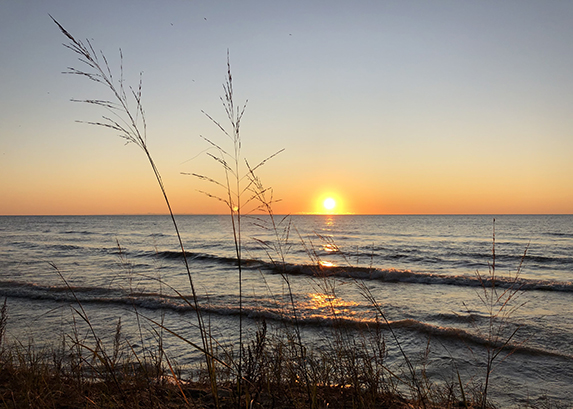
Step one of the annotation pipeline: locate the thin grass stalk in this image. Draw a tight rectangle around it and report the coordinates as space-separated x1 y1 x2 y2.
482 219 496 408
0 297 7 352
196 59 297 405
195 54 248 403
479 219 528 409
50 263 127 402
246 174 314 406
118 239 161 396
52 17 218 406
355 278 427 407
225 57 245 399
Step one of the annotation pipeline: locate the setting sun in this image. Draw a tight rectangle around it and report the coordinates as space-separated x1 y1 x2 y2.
323 197 336 211
313 194 350 215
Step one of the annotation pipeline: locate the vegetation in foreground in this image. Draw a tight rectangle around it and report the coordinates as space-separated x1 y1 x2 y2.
0 296 491 409
0 303 560 408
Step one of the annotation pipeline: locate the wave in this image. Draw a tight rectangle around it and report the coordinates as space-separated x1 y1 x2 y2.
49 244 83 251
542 232 573 239
369 248 572 268
0 280 125 300
333 267 573 292
147 250 573 292
62 230 96 235
3 279 569 361
258 260 573 293
385 319 572 360
196 309 573 360
153 250 264 267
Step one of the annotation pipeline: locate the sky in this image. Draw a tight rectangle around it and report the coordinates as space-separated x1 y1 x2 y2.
1 0 572 215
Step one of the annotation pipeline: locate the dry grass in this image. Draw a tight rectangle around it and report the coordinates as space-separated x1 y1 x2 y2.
0 292 497 409
0 322 481 409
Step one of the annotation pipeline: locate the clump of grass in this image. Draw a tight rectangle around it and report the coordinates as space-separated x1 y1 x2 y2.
0 302 186 408
463 219 528 409
0 290 514 408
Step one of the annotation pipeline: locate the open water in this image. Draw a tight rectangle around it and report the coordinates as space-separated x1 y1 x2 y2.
0 214 571 407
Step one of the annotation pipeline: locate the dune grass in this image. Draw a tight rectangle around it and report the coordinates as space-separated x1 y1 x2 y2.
0 297 485 409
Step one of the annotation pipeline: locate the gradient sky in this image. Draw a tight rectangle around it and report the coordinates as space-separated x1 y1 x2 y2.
1 1 572 215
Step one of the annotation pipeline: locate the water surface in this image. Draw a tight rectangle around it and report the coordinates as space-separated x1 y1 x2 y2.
1 214 571 407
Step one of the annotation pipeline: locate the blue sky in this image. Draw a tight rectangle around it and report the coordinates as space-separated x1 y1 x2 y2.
1 1 572 214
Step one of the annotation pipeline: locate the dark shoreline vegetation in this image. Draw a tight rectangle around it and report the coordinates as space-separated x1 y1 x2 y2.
0 19 565 409
1 291 555 409
0 298 461 409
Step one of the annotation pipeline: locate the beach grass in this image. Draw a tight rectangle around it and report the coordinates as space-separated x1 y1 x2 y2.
0 301 492 409
3 298 557 408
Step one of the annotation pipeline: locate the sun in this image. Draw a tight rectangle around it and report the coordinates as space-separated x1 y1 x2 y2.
323 197 336 212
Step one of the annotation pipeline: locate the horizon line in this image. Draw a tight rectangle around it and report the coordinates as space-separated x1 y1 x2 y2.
1 213 572 217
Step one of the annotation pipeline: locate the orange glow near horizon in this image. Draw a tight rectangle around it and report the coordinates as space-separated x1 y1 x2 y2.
2 172 573 216
3 183 573 215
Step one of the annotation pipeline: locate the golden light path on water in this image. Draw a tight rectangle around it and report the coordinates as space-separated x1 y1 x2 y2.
322 243 338 253
305 293 359 320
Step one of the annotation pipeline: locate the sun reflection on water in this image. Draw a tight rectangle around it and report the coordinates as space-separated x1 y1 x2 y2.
318 260 336 267
305 292 359 318
322 243 339 253
321 215 335 232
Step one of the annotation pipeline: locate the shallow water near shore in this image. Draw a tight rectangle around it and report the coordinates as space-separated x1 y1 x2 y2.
1 214 572 407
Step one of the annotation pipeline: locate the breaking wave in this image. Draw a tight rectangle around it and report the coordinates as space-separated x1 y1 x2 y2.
151 250 573 292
